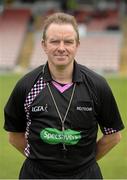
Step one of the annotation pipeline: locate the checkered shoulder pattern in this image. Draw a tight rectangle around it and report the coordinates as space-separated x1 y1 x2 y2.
103 127 117 135
24 76 47 157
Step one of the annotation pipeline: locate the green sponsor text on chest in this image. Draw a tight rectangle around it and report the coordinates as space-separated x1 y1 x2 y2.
40 128 81 145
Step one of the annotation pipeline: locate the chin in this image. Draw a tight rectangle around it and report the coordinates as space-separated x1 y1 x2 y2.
56 57 67 62
50 57 73 67
55 59 68 65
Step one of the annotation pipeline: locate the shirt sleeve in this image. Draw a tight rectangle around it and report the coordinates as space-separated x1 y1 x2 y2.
4 79 27 132
96 79 124 135
4 66 43 132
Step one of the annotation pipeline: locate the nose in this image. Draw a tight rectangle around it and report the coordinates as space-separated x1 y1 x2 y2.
58 41 65 52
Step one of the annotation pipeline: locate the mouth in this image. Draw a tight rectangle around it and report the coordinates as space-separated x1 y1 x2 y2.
55 56 67 61
55 54 68 59
55 55 67 57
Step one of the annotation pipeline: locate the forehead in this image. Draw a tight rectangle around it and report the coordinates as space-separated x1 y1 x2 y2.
45 23 77 39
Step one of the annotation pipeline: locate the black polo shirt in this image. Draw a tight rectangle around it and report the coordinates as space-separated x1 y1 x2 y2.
4 61 124 175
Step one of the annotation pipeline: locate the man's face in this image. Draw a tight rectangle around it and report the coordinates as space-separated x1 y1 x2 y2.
42 23 80 68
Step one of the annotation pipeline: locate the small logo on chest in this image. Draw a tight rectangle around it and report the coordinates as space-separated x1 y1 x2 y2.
32 104 48 112
76 106 92 111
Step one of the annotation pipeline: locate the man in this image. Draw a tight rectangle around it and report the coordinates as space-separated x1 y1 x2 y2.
4 12 124 179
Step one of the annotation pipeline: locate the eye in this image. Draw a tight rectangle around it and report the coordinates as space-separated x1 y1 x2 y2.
50 40 60 44
64 40 74 45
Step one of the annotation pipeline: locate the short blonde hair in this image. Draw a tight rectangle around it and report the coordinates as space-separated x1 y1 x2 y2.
42 12 79 43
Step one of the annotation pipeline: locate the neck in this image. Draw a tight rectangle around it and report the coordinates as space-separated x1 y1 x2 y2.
48 63 74 84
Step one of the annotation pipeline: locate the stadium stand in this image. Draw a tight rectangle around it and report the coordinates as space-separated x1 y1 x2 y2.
0 8 31 70
29 31 122 73
30 32 47 69
76 9 120 32
119 17 127 75
28 6 122 73
1 0 126 75
75 32 122 72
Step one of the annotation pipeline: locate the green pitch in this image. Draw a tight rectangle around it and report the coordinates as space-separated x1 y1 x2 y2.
0 73 127 179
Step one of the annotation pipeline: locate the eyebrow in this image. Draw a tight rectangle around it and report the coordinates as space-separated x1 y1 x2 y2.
49 37 76 41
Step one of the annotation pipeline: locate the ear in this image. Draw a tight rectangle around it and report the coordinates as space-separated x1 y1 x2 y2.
41 40 47 54
76 40 80 47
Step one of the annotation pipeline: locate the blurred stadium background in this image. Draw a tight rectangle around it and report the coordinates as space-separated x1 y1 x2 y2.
0 0 127 179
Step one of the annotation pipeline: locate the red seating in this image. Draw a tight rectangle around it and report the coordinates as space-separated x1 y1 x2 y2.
75 33 122 72
0 8 31 70
30 32 47 69
29 32 122 73
79 9 120 32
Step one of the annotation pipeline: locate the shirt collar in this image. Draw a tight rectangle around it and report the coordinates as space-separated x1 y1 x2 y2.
43 61 83 83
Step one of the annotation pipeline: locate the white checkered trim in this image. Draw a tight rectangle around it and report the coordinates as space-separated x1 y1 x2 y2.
104 127 117 135
24 77 46 113
24 77 46 157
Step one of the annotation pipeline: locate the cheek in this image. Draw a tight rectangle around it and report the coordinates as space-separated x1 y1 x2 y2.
44 47 54 55
69 47 78 55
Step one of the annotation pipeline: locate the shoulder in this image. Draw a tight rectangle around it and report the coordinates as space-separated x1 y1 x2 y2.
10 65 44 100
78 64 108 87
19 65 43 85
77 63 112 100
15 65 43 93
